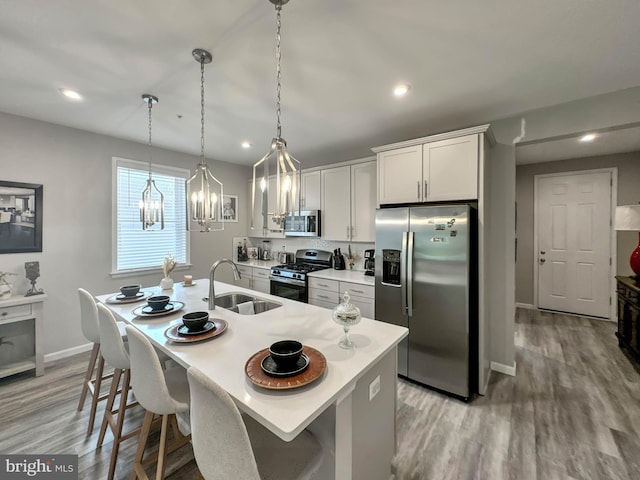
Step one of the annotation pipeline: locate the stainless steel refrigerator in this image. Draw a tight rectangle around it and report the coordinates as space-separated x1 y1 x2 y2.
375 204 477 399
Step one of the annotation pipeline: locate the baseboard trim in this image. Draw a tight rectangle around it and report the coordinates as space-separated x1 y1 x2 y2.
515 302 536 310
491 361 517 377
44 343 93 364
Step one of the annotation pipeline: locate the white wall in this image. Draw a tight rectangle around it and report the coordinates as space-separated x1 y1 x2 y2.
0 112 250 356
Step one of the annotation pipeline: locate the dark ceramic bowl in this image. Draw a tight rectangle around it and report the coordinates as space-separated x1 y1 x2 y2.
269 340 303 367
120 284 141 297
182 311 209 331
147 295 170 311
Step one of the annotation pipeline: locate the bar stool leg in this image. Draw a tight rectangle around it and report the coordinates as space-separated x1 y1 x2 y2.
131 410 154 480
78 343 99 411
107 369 131 480
97 368 122 448
87 354 106 435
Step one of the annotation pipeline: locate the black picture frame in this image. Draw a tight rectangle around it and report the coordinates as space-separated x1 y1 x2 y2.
0 180 43 254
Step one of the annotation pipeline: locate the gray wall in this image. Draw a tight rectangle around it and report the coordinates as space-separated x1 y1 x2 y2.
0 112 251 356
515 151 640 305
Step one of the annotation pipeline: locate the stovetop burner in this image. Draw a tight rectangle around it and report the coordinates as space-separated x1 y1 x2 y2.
273 263 326 274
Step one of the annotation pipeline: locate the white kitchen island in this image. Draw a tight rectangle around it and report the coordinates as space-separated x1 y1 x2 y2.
97 280 407 480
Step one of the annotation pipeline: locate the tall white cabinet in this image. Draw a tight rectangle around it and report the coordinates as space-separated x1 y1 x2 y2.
373 124 516 396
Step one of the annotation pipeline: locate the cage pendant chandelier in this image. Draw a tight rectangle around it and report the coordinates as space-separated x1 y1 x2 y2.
251 0 301 235
187 48 224 233
140 94 165 230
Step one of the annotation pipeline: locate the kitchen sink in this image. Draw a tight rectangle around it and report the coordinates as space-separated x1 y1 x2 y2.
212 292 282 315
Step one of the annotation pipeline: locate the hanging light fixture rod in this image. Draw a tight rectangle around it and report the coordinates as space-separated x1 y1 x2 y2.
187 48 224 233
139 93 165 230
251 0 301 235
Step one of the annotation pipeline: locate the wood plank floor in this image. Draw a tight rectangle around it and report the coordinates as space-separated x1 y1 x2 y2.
393 308 640 480
1 308 639 479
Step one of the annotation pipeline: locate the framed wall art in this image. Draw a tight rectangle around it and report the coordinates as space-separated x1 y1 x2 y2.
221 194 238 223
0 180 43 254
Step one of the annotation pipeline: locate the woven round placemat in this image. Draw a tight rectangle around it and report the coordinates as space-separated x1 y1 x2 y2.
245 345 326 390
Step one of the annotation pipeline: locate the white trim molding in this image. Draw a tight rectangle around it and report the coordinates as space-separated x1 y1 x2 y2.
44 343 93 364
491 361 517 377
371 124 494 153
515 302 536 310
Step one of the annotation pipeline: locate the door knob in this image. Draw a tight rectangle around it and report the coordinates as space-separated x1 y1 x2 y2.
540 250 546 255
539 258 546 264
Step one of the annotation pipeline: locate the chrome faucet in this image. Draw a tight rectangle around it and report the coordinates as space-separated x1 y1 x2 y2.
208 259 242 310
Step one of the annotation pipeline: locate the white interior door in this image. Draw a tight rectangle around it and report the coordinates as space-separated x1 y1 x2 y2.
536 171 612 318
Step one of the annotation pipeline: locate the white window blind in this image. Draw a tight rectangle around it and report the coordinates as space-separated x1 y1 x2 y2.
113 157 189 273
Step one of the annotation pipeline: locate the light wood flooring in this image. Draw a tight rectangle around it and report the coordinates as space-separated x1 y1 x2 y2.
1 308 639 479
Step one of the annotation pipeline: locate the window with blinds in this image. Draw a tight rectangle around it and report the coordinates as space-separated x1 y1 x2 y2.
113 157 189 274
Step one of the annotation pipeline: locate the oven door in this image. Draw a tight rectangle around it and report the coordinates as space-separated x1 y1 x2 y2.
270 277 307 303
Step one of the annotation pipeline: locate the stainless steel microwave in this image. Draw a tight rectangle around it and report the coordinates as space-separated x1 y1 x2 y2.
284 210 321 237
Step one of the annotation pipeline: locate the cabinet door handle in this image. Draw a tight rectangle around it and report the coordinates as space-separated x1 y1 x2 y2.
424 180 428 198
417 181 421 200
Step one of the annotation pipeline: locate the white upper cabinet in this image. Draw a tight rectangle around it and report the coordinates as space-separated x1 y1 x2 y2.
376 133 479 205
423 134 478 201
321 166 351 241
350 161 376 242
321 161 377 242
378 145 423 205
301 170 321 211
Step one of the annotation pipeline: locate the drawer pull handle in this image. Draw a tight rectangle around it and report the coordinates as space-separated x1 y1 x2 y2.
351 289 364 293
319 284 329 287
1 312 7 316
319 295 330 299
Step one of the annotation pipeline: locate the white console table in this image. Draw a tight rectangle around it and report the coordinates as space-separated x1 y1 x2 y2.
0 294 47 378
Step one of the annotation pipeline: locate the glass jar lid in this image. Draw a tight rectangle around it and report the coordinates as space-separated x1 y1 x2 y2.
332 291 361 325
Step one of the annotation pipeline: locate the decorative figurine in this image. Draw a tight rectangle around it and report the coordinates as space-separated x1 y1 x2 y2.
24 261 44 296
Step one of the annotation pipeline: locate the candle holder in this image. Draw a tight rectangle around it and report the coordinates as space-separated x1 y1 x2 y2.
24 261 44 296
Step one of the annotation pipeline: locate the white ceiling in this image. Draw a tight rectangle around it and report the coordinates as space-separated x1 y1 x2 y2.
1 0 639 166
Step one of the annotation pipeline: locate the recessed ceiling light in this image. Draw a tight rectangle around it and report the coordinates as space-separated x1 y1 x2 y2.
59 88 82 100
393 84 411 97
241 141 251 149
579 133 596 142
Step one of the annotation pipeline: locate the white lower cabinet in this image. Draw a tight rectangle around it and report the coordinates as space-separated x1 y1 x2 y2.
234 265 253 289
232 265 271 294
252 268 271 294
340 281 374 319
308 277 374 318
308 278 339 307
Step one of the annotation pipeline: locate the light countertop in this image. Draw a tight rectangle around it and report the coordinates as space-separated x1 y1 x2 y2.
308 268 375 286
234 259 279 270
97 280 405 442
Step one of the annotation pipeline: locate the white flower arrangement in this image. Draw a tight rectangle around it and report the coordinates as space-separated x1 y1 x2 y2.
0 271 16 286
162 254 177 277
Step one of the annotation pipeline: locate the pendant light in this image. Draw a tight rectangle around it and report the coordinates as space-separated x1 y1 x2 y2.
251 0 301 235
187 48 224 232
140 94 165 230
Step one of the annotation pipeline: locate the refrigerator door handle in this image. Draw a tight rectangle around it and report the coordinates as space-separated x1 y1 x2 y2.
401 231 408 315
407 231 414 317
